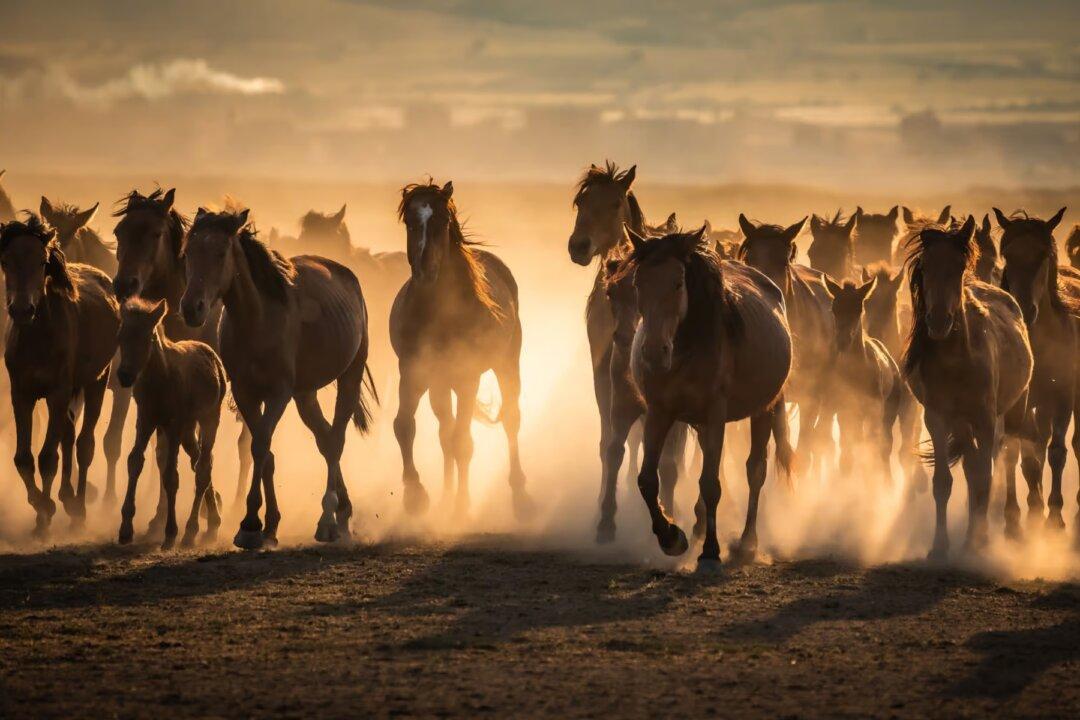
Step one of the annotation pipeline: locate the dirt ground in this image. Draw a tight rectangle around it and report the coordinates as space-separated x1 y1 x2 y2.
1 536 1077 719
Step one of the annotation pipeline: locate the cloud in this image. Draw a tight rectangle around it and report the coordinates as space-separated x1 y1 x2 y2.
48 58 285 106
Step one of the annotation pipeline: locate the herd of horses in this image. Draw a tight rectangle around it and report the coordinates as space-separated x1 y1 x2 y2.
1 164 1079 563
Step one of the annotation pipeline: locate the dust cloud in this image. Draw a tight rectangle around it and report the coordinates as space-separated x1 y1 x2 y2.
0 172 1077 582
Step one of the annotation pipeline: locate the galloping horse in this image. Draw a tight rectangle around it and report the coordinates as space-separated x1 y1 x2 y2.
622 228 792 562
566 162 688 541
808 210 857 280
181 207 376 549
854 206 900 268
972 215 1001 284
1 214 119 534
390 180 530 518
902 216 1032 558
994 207 1079 535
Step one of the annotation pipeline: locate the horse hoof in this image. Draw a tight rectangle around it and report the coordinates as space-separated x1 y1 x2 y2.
118 526 134 545
314 519 339 544
160 536 176 551
512 490 536 522
658 524 689 557
180 533 197 549
595 522 616 545
730 540 757 565
234 529 264 550
31 523 50 541
403 483 430 516
201 528 219 546
696 556 723 574
261 533 279 549
1004 522 1023 543
927 545 949 563
1046 513 1066 532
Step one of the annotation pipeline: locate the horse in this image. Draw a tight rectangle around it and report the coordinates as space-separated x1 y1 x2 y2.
622 228 792 563
112 187 249 516
861 263 927 492
808 210 857 280
1065 224 1080 270
1 214 119 535
0 170 15 223
902 216 1033 558
180 207 376 549
39 197 118 276
853 206 900 268
823 276 904 481
566 161 688 541
116 298 226 549
993 207 1080 535
390 180 531 518
973 214 1002 284
738 214 834 476
646 212 679 236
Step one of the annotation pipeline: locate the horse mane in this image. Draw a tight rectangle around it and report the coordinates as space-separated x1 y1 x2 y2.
398 181 502 318
619 232 743 354
0 212 77 300
573 161 646 233
113 188 189 258
189 209 296 304
999 211 1079 316
901 226 980 376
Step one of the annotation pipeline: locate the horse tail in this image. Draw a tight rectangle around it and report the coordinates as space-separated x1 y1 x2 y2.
351 364 380 434
918 428 968 468
474 394 501 426
770 398 797 489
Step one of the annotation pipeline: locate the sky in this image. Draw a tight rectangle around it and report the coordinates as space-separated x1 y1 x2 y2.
0 0 1077 186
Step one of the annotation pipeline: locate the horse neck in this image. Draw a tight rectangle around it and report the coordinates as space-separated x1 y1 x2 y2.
141 329 171 384
146 237 187 306
221 245 270 330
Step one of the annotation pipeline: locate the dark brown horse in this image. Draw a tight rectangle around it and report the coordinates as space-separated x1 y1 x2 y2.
567 162 688 541
1 214 119 534
902 217 1033 558
853 206 900 267
390 181 530 518
808 210 857 280
116 298 226 549
181 207 376 549
973 214 1001 284
823 277 904 480
0 170 15 223
39 197 118 276
624 229 792 562
1065 224 1080 270
993 207 1079 535
738 214 834 474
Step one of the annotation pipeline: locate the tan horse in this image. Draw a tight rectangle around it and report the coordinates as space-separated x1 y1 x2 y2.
1 214 119 535
808 210 857 281
623 228 792 562
903 217 1033 558
181 207 376 549
116 298 226 549
390 180 530 518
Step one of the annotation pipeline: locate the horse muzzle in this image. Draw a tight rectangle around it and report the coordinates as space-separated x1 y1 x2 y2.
181 298 209 327
925 312 955 340
112 275 141 302
7 302 35 325
117 368 137 388
568 237 593 266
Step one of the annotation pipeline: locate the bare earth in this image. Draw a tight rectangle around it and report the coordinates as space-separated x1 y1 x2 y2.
0 536 1077 719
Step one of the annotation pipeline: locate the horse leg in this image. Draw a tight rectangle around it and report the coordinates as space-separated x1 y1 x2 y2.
836 408 855 478
1073 387 1080 540
429 384 456 504
328 354 366 539
11 395 52 535
924 409 954 560
624 420 643 486
393 366 429 515
598 386 642 544
197 416 222 544
1000 437 1023 541
1019 407 1051 529
1044 397 1072 531
158 432 181 550
101 377 132 508
56 398 76 516
234 421 252 511
899 388 928 494
736 409 772 562
659 423 687 521
118 418 154 545
696 408 726 566
961 417 995 553
494 358 532 519
253 393 290 548
180 424 206 547
450 375 480 518
637 407 686 556
72 374 108 524
45 391 74 522
230 387 284 550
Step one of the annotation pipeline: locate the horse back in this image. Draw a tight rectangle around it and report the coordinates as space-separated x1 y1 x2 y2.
289 255 366 391
69 263 120 383
967 281 1033 414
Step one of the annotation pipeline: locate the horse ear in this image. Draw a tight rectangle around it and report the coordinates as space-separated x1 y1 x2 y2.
902 206 915 225
703 219 712 236
617 165 637 192
738 213 757 238
195 207 209 221
590 163 600 171
1046 207 1067 232
161 188 176 212
75 202 99 229
40 196 56 223
0 169 5 180
237 208 250 228
861 267 871 282
855 206 864 219
665 212 676 229
783 216 808 243
887 205 899 221
625 224 647 254
333 204 347 225
956 215 976 243
858 275 878 302
824 276 842 298
981 214 991 235
993 207 1010 229
937 205 952 225
843 212 857 235
441 181 454 198
810 214 823 233
150 299 168 324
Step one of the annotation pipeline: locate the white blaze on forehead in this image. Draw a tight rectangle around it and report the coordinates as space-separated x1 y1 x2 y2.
411 200 433 254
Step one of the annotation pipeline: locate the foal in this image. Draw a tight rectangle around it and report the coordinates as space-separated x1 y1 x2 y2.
1 214 119 533
117 299 226 549
903 217 1033 558
824 277 903 480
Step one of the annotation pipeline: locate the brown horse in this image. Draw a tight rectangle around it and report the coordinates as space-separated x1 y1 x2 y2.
973 214 1001 284
39 197 118 276
180 207 376 549
623 229 792 562
1066 224 1080 270
391 180 530 518
1 214 119 534
853 206 900 268
116 298 226 549
0 170 15 223
567 162 688 541
993 207 1079 535
902 216 1033 558
823 277 904 480
808 210 857 280
738 214 834 474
